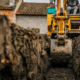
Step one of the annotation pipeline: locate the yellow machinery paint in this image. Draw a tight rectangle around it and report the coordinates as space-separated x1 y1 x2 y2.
47 0 80 63
47 0 80 36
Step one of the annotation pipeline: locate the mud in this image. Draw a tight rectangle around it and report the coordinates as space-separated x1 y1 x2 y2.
72 36 80 80
0 15 80 80
46 68 75 80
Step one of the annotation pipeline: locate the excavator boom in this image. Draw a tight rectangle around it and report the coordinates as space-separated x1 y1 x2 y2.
47 0 80 63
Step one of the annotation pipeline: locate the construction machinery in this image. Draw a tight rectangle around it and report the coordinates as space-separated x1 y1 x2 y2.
47 0 80 64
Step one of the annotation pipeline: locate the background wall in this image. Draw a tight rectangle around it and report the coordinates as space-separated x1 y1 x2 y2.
16 15 47 34
0 10 15 23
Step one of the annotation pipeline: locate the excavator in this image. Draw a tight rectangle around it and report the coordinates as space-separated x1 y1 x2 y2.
47 0 80 64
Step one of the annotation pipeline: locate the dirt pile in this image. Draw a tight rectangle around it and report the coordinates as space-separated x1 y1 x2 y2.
0 15 23 80
10 23 51 80
0 15 50 80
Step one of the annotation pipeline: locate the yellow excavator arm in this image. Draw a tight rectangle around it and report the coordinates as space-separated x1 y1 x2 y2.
47 0 71 35
47 0 80 63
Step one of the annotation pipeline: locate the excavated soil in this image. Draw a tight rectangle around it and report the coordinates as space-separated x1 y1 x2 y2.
0 15 80 80
72 36 80 80
46 68 75 80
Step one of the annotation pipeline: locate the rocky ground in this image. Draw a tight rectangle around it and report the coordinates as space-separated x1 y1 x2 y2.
0 15 80 80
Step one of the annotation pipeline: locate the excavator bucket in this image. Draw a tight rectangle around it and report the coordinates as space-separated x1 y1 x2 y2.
50 39 72 63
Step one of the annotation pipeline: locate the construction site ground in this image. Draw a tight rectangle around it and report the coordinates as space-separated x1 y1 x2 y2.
0 15 80 80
